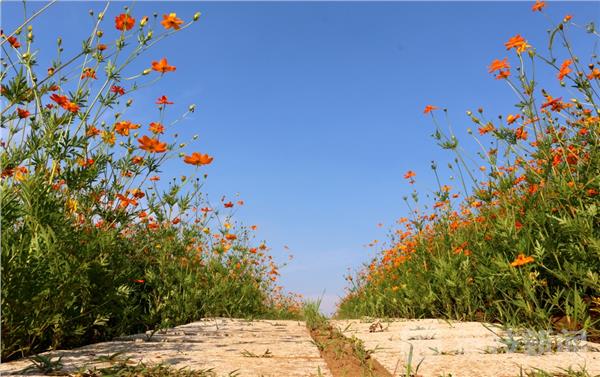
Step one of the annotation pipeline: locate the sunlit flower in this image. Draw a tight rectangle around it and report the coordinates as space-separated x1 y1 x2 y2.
115 13 135 31
532 0 546 12
557 59 572 81
149 122 165 134
115 121 140 136
588 68 600 80
224 201 234 208
161 13 184 30
81 67 97 80
183 152 214 166
111 85 125 96
138 135 167 153
423 105 438 114
504 34 530 54
510 253 534 267
488 58 510 73
156 95 174 105
506 114 521 125
151 58 176 74
404 170 416 179
102 131 116 146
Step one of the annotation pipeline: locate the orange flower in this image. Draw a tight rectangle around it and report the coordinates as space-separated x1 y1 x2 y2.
151 58 176 74
531 0 545 12
504 34 530 54
506 114 521 125
81 68 97 80
515 126 528 140
149 122 165 134
495 70 510 80
403 170 416 179
6 35 21 49
138 135 167 153
557 59 572 81
423 105 438 114
63 101 80 113
161 13 184 30
115 121 140 136
563 15 572 23
510 253 534 267
86 126 101 137
488 58 510 73
149 175 161 181
115 13 135 31
131 156 144 164
224 201 234 208
478 123 495 135
587 68 600 80
183 152 214 166
97 44 107 51
50 93 69 106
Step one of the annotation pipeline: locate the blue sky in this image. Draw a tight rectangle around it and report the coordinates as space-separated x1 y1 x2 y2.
3 1 599 314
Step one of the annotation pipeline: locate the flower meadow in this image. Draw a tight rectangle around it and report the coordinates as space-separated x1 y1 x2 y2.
339 3 600 340
0 4 301 361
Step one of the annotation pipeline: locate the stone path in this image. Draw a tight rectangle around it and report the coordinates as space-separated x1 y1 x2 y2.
332 319 600 377
2 318 600 377
0 318 331 377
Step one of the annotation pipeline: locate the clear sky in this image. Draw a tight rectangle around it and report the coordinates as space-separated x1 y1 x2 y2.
3 1 599 314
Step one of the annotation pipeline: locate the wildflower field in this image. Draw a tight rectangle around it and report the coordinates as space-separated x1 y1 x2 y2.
1 4 300 361
339 2 600 341
2 0 600 372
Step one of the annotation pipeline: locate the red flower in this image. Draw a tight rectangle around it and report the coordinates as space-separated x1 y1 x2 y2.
224 201 234 208
156 95 174 105
17 108 30 119
403 170 416 179
111 85 125 96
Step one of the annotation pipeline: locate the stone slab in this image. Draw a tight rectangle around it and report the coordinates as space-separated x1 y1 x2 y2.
332 318 600 377
0 318 331 377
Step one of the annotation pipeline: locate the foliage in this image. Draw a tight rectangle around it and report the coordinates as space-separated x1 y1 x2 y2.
1 3 300 361
339 4 600 340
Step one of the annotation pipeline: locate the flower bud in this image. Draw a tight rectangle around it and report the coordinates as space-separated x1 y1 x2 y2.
528 49 535 59
189 104 196 112
98 12 104 20
193 135 199 140
57 37 62 46
179 152 185 157
179 143 186 148
119 141 125 146
140 16 149 26
27 32 33 41
27 25 33 32
193 12 201 21
466 110 472 116
126 99 133 107
97 30 103 38
89 9 94 16
142 68 151 75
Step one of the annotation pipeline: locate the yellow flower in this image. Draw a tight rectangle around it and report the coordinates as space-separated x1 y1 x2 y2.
102 130 116 146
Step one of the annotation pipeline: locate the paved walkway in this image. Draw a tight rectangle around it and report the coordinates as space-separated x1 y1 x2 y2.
0 318 331 377
332 318 600 377
2 318 600 376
